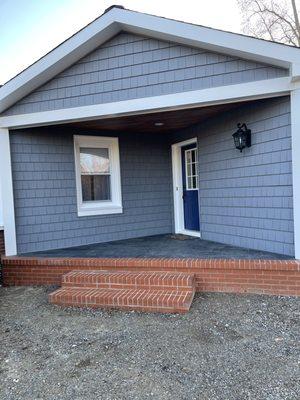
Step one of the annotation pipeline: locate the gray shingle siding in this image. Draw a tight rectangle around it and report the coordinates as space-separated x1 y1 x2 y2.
172 96 294 256
3 32 288 116
10 130 173 253
10 97 294 256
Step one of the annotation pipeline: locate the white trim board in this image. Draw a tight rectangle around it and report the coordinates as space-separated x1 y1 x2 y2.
291 89 300 259
1 6 300 114
0 77 293 129
0 128 17 256
119 9 300 68
0 167 3 227
171 137 201 238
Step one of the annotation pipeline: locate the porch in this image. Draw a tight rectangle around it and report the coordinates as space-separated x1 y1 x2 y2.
22 234 292 260
2 233 298 299
6 95 295 259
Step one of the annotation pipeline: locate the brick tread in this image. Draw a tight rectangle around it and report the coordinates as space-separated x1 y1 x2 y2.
62 270 195 291
49 287 194 313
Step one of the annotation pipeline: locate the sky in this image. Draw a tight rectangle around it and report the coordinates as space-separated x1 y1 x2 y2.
0 0 242 85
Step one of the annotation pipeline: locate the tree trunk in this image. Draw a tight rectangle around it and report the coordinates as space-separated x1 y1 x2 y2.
291 0 300 46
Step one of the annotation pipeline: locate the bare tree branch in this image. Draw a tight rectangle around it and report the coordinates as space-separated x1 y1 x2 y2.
237 0 300 46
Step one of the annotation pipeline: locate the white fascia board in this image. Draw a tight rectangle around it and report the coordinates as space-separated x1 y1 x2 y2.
1 7 300 115
0 10 122 113
116 9 300 69
0 77 292 129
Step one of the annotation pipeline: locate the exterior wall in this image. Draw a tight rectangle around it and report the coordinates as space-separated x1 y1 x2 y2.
3 32 288 116
173 96 294 256
8 96 294 256
10 128 173 254
0 230 5 254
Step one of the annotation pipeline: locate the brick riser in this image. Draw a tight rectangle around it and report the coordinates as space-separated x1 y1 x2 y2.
62 270 194 291
49 288 195 314
49 271 195 313
2 257 300 297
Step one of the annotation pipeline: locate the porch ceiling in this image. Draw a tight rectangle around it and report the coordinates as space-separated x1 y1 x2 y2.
66 102 244 133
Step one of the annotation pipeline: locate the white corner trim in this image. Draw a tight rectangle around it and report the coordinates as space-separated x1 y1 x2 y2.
291 63 300 82
172 137 200 237
0 128 17 256
0 163 3 228
291 89 300 259
0 77 293 129
73 135 123 217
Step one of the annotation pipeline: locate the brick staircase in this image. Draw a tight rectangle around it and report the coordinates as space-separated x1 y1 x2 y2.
49 270 196 313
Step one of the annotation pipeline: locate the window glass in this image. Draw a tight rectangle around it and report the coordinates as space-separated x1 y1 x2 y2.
185 148 199 190
80 148 109 174
80 147 111 202
81 175 110 201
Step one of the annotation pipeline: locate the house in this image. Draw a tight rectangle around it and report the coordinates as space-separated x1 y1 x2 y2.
0 6 299 308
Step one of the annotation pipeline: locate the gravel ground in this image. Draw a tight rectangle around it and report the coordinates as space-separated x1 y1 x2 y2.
0 286 299 400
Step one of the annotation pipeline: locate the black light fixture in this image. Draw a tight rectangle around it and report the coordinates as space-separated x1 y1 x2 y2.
232 123 251 152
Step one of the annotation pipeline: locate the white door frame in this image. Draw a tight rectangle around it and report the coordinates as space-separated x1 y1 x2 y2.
171 137 201 238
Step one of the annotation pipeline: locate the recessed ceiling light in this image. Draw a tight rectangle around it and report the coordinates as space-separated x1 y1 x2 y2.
154 122 164 126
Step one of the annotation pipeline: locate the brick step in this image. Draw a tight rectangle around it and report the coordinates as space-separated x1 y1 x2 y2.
49 287 195 314
62 270 195 291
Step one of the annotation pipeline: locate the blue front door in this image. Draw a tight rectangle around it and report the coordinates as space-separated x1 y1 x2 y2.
181 144 200 231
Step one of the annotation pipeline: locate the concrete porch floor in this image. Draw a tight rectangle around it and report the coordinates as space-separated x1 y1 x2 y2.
24 234 292 260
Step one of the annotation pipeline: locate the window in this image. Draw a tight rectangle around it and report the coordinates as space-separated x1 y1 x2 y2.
74 135 122 216
185 148 198 190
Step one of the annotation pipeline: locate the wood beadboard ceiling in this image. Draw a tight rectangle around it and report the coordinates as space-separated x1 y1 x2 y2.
67 102 248 133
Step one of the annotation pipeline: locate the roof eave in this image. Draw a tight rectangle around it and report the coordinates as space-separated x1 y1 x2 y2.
0 11 121 113
1 6 299 114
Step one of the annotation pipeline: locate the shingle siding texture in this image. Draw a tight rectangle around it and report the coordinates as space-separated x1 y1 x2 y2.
3 32 288 116
9 98 294 256
174 96 294 256
10 130 173 253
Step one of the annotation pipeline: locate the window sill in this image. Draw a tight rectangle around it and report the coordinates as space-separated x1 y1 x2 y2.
77 205 123 217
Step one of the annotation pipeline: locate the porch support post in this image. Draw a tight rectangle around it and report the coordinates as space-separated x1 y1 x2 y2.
0 128 17 256
291 88 300 259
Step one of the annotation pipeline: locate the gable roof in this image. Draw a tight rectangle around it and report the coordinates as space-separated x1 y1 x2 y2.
0 5 300 114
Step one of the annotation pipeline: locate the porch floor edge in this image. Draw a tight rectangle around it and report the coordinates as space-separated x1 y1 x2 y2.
2 256 300 297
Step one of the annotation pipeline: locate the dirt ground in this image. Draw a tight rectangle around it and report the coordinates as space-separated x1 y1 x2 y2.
0 286 299 400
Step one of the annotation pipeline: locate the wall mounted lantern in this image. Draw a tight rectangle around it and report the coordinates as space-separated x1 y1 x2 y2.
232 123 251 153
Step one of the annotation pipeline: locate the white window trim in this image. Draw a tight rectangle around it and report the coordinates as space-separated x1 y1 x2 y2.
74 135 122 217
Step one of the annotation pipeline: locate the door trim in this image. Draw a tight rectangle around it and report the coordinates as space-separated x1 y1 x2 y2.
171 137 201 238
